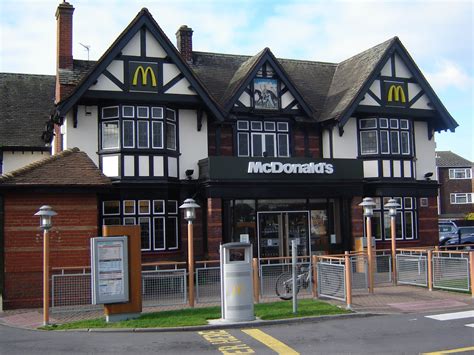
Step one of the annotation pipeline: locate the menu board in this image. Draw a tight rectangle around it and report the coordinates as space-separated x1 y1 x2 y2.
91 236 129 304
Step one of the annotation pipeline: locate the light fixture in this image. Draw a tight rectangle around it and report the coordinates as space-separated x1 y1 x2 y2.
185 169 194 180
180 198 200 221
358 197 376 217
424 172 433 181
34 205 57 230
384 198 400 217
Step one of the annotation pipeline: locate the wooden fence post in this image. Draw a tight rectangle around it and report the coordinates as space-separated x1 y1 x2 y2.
252 258 260 303
312 255 318 298
345 251 352 310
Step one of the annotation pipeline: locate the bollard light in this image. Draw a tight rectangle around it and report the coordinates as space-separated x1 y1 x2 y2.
34 205 57 326
358 197 376 217
180 198 200 308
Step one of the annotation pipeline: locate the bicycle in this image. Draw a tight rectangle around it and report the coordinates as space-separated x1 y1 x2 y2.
275 264 311 300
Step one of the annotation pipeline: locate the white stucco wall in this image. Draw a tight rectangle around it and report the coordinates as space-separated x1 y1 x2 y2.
322 129 331 158
178 109 208 180
146 29 167 58
414 121 436 180
121 31 141 56
332 117 358 159
64 105 99 166
2 151 50 174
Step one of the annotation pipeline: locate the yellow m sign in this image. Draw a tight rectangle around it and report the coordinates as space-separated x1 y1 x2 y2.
387 84 406 103
132 65 157 87
231 285 242 296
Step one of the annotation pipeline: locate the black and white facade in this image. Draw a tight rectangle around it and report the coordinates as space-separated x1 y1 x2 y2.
44 2 457 261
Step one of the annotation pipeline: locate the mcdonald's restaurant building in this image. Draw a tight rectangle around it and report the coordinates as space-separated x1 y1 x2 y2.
0 1 458 308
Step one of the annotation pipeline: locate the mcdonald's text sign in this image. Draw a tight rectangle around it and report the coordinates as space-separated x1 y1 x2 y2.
129 61 159 92
383 80 408 107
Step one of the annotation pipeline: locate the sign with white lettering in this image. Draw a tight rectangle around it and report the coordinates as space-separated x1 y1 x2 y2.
201 157 363 181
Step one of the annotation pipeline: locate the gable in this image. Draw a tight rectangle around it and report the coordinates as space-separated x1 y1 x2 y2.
55 9 223 121
224 50 312 118
358 53 433 110
87 28 195 96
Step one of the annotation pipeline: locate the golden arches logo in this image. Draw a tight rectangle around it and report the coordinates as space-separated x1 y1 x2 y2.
387 84 406 103
231 285 242 296
132 65 157 87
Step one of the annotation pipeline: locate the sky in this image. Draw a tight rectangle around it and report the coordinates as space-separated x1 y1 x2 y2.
1 0 473 161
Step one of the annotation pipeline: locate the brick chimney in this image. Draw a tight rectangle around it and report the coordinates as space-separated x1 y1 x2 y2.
56 1 74 70
54 1 75 154
176 25 193 63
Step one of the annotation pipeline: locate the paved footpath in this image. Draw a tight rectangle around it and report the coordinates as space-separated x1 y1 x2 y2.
1 285 472 330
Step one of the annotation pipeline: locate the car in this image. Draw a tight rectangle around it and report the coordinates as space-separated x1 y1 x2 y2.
438 221 458 240
444 233 474 250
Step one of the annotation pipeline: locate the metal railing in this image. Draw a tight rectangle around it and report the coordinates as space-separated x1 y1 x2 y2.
350 254 368 291
375 250 392 285
51 267 100 313
317 256 346 301
141 262 187 307
195 260 221 303
432 251 470 292
396 249 428 286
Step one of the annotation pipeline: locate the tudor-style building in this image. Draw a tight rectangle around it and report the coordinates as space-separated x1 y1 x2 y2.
44 1 457 262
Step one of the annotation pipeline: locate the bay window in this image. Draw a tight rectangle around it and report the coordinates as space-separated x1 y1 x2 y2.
359 118 412 156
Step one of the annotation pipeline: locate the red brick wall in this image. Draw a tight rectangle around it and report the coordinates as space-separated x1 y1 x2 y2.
207 198 223 259
351 196 439 250
293 124 320 158
3 192 99 309
207 124 233 157
438 167 474 216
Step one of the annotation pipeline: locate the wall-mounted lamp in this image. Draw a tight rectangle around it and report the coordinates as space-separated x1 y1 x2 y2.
424 172 433 181
185 169 194 181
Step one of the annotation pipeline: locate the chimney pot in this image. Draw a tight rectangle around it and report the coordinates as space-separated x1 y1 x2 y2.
176 25 193 63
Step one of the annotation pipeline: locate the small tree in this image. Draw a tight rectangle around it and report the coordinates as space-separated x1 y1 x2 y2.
465 212 474 220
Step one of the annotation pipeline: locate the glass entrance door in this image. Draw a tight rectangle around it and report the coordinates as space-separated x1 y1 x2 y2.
258 211 309 258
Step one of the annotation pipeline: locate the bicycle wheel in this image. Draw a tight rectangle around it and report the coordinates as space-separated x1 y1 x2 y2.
275 271 300 300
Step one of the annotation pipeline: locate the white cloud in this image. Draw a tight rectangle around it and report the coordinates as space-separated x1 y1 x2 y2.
425 60 473 91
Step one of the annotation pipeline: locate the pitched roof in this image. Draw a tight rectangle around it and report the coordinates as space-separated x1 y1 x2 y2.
0 73 55 149
56 8 224 121
320 37 395 122
0 148 111 186
436 151 473 168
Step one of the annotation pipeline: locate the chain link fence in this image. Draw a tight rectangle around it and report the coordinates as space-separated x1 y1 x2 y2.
375 251 392 285
142 268 187 307
433 251 470 292
396 250 428 286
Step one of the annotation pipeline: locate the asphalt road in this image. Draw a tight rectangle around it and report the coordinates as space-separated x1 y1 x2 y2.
0 311 473 354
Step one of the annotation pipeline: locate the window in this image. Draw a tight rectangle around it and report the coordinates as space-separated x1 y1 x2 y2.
369 196 417 241
102 199 180 251
359 118 411 156
449 168 472 179
450 193 473 204
237 120 289 157
101 121 119 149
100 104 177 152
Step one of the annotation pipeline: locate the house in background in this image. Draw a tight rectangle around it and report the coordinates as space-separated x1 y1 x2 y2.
0 1 459 309
436 151 473 221
0 73 54 174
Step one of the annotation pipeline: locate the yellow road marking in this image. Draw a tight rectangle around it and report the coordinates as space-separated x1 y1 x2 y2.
422 345 474 354
242 328 299 355
198 330 255 354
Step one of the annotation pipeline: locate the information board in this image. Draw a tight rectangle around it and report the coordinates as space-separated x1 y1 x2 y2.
91 236 129 304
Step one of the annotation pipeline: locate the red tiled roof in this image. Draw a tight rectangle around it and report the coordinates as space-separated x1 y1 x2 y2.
0 148 111 186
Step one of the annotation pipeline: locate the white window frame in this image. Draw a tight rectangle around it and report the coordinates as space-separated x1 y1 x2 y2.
138 200 151 214
166 122 177 151
102 106 119 119
449 168 472 179
123 200 136 215
139 217 151 251
167 216 179 250
122 120 135 148
152 121 164 149
360 130 378 155
153 216 166 251
450 193 473 204
101 121 120 149
137 120 150 149
237 132 250 157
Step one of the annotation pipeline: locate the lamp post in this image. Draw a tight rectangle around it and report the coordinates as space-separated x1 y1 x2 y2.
384 198 400 285
359 197 376 293
179 198 200 308
34 205 57 326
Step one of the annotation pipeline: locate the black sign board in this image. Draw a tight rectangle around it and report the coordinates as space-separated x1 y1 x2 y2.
129 61 159 93
202 157 363 181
